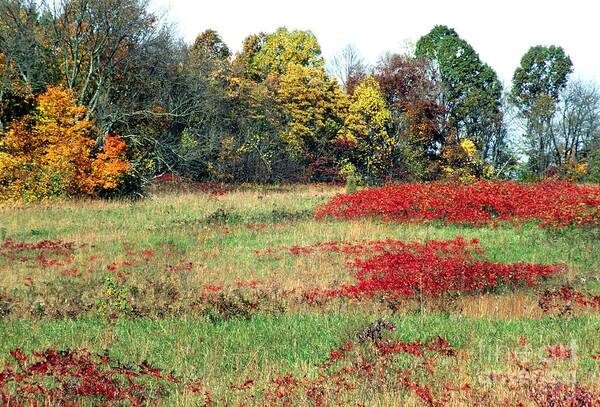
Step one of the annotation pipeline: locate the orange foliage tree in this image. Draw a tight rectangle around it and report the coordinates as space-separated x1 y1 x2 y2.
0 86 131 201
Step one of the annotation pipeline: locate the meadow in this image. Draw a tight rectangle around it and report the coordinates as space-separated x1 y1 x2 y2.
1 181 599 406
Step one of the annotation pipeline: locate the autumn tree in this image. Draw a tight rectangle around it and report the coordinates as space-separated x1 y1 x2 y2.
341 76 393 181
48 0 160 118
374 53 448 179
231 28 348 181
178 29 301 183
277 65 347 156
251 27 323 79
176 29 233 180
220 75 293 182
329 44 367 94
231 33 267 81
0 0 57 130
0 0 57 93
189 29 231 76
0 86 130 200
0 0 188 191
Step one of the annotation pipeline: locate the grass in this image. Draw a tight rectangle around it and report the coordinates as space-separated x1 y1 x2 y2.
3 315 600 373
1 184 599 405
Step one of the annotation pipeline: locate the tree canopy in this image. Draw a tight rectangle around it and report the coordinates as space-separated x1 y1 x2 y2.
0 5 598 201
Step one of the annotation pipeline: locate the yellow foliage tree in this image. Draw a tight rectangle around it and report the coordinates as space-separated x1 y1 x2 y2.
0 86 131 201
441 137 481 183
342 76 393 179
252 28 323 78
277 64 348 156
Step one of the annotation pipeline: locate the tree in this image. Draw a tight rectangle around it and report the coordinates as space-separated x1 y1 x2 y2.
176 29 233 181
251 27 323 78
276 63 348 179
0 0 57 93
0 86 130 200
49 0 159 117
552 80 600 177
189 29 231 76
512 46 573 112
415 25 504 166
224 75 293 182
232 28 347 181
231 32 267 81
342 76 394 180
0 0 57 130
374 53 448 180
329 44 367 94
0 0 188 189
511 45 573 176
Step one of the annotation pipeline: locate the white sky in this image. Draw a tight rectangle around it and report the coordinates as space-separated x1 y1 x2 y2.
152 0 600 87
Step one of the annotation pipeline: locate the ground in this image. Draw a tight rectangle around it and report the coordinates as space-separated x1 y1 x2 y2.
1 184 599 405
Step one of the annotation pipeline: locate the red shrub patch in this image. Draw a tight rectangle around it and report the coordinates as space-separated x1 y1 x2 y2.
481 339 600 407
255 325 458 406
0 239 80 268
539 285 600 314
314 180 600 227
273 238 562 299
0 348 178 406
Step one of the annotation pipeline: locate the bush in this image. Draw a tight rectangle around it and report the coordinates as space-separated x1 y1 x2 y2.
0 86 131 201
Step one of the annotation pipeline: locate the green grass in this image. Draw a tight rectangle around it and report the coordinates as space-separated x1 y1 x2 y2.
3 314 600 381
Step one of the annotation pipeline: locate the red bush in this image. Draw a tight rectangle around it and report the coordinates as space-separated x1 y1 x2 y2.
314 180 600 227
0 239 80 270
277 238 562 299
257 327 457 407
539 285 600 314
0 348 178 406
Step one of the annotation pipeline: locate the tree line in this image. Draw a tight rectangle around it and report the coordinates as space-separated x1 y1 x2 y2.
1 0 599 200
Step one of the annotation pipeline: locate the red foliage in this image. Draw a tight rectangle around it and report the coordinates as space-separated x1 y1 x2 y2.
0 239 79 270
256 329 458 406
1 239 78 258
3 336 598 406
546 343 572 360
274 238 562 299
314 180 600 227
0 348 178 406
539 285 600 313
484 340 600 407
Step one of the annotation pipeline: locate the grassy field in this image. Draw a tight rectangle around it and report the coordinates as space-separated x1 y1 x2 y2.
1 184 599 405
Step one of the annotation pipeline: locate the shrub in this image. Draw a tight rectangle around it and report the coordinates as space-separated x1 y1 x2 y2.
0 86 131 201
314 180 600 228
274 238 562 300
0 348 178 405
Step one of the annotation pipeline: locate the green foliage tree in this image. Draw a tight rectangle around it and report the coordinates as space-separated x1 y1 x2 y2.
511 45 573 176
415 25 504 167
512 46 573 112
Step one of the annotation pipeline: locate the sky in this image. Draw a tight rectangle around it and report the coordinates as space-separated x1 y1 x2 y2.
151 0 600 87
